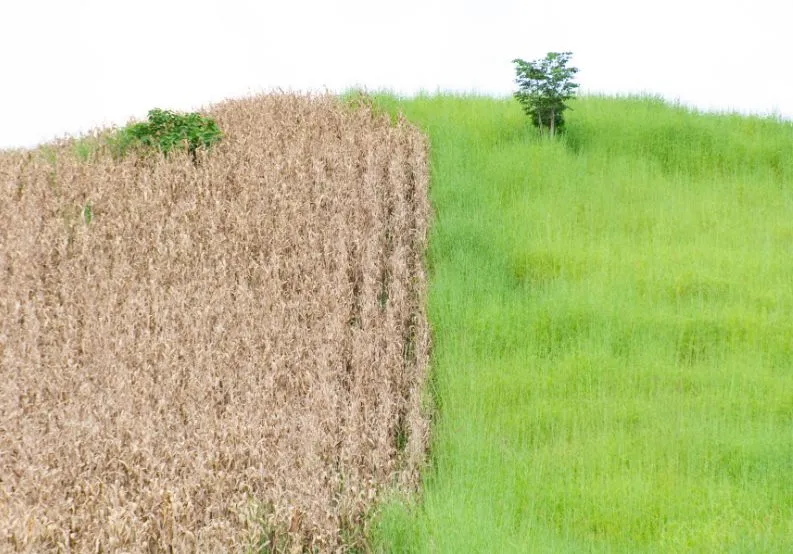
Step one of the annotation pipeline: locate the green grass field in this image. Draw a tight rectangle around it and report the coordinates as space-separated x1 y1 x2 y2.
368 94 793 552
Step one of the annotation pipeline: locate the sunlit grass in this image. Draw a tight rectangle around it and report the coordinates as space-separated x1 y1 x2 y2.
370 93 793 552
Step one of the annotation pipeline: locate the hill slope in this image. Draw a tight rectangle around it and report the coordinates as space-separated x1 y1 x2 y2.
372 94 793 553
0 94 430 552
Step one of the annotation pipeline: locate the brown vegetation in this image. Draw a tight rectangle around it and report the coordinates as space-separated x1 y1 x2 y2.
0 94 430 552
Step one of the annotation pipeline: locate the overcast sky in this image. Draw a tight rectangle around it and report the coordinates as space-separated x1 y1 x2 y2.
1 0 791 149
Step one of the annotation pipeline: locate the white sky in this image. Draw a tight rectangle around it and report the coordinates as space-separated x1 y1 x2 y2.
1 0 791 149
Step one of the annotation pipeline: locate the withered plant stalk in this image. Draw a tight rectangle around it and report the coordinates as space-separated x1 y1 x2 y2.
0 94 430 552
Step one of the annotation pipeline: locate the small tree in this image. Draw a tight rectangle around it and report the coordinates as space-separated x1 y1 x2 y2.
512 52 579 136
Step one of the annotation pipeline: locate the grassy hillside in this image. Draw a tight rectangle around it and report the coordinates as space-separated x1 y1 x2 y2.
369 94 793 553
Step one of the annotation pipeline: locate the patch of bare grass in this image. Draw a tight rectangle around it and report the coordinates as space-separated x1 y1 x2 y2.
0 93 430 552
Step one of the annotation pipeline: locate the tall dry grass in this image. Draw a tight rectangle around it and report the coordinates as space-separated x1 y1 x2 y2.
0 94 430 552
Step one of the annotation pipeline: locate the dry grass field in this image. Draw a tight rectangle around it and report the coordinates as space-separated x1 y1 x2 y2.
0 94 430 552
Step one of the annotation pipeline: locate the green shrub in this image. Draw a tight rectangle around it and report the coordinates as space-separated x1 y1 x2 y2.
110 108 222 163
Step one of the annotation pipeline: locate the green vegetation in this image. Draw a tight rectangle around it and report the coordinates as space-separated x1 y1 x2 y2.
108 107 222 162
369 94 793 552
513 51 579 135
